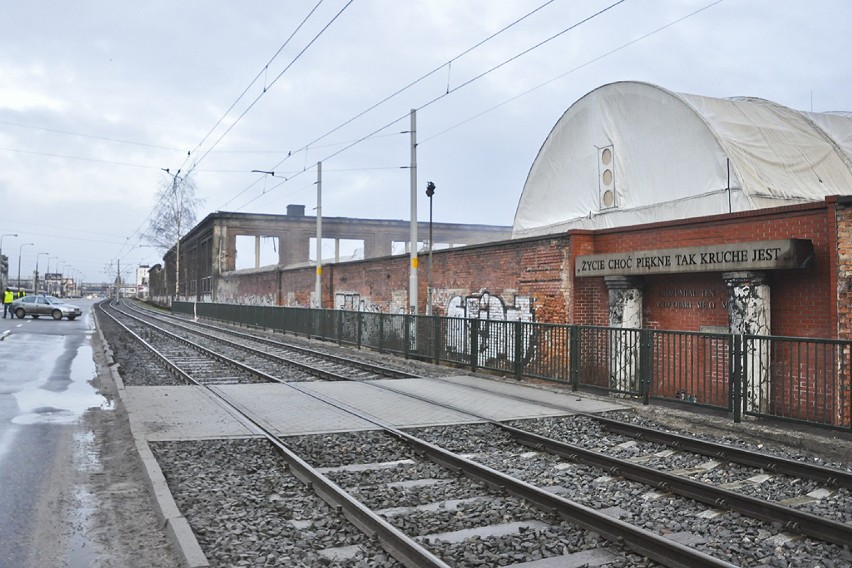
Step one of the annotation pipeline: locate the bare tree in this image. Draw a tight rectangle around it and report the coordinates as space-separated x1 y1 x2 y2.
144 170 203 298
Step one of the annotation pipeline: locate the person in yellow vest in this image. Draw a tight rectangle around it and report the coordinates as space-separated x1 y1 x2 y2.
3 288 13 318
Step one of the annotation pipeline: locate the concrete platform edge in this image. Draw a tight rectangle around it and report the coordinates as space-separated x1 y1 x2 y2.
96 312 210 568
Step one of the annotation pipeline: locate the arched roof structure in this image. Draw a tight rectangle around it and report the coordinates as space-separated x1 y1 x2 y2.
512 81 852 237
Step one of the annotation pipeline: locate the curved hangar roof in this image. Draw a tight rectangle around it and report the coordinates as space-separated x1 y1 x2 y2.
512 81 852 238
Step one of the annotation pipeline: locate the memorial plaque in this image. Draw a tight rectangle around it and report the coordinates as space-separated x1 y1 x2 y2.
575 239 813 278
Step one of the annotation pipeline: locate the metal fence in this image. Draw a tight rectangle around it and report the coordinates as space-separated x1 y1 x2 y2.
173 301 852 431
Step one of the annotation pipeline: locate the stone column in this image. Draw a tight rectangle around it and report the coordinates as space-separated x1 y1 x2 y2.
724 271 771 413
605 277 643 393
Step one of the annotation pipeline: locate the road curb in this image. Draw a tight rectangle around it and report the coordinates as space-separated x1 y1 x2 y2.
95 307 210 568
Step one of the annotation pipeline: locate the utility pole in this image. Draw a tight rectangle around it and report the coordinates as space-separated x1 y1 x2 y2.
409 109 418 314
160 168 183 301
315 161 322 309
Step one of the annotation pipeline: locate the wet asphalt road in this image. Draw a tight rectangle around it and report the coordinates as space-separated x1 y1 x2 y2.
0 298 109 567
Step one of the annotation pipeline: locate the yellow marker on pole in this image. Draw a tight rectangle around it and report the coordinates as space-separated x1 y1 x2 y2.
412 258 419 269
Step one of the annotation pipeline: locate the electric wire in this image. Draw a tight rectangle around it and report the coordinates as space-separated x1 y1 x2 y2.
217 0 563 210
117 0 334 262
240 0 723 212
421 0 725 144
0 146 162 170
0 120 182 151
183 0 355 178
260 0 560 175
176 0 326 175
234 0 630 210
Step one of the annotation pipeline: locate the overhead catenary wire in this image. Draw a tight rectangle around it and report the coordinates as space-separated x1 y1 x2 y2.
261 0 561 174
217 0 564 210
117 1 343 262
240 0 725 213
182 0 355 178
232 0 631 210
175 0 326 175
421 0 725 144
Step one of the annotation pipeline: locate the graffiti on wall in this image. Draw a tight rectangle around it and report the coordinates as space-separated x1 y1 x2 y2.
334 292 382 313
445 290 535 366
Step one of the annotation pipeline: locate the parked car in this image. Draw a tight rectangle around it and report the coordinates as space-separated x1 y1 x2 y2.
11 294 83 320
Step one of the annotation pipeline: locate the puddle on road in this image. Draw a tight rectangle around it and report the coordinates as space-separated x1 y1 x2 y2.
12 344 113 425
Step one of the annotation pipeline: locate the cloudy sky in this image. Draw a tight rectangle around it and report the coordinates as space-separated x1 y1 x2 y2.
1 0 849 284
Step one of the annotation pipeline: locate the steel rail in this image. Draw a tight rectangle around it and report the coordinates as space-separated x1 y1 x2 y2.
105 302 835 562
398 373 852 495
96 302 196 385
107 302 738 568
502 423 852 548
283 373 852 549
112 303 350 382
101 302 452 568
230 377 739 568
386 429 737 568
121 300 413 381
585 413 852 490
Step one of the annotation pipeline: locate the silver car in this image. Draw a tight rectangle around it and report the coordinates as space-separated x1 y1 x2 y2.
11 294 83 320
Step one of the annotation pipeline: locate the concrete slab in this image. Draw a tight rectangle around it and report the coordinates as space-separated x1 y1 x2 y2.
122 375 627 441
217 383 395 435
123 386 255 441
367 376 625 421
297 380 483 429
432 375 626 415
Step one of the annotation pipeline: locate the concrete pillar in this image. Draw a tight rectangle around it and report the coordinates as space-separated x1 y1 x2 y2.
724 271 771 413
605 276 643 393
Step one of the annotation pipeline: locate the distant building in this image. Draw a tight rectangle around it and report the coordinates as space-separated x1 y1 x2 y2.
151 209 511 305
135 265 150 300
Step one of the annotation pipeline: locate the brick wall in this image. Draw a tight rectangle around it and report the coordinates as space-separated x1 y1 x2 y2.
579 202 835 337
835 201 852 340
215 200 839 338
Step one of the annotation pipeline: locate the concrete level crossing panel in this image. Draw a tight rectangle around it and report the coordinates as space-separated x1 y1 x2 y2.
364 376 626 421
216 383 379 436
297 380 482 431
430 376 627 416
123 386 256 441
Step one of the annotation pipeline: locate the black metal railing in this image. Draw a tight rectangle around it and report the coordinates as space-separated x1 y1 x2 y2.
172 301 852 431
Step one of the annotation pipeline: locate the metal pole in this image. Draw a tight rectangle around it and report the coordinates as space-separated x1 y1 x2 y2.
426 182 435 316
162 168 182 300
17 242 33 289
315 161 322 309
174 173 181 300
409 109 418 314
35 252 48 293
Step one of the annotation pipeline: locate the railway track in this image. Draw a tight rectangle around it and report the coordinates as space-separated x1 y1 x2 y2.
96 300 852 567
115 300 421 382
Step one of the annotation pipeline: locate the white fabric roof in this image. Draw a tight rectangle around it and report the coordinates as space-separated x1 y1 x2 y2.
513 81 852 238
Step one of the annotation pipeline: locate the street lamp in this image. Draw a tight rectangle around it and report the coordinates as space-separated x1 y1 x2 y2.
425 181 436 316
35 252 49 293
17 242 34 289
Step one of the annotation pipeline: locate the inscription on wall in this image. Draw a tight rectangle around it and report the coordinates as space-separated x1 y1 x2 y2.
576 239 813 277
657 288 726 310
